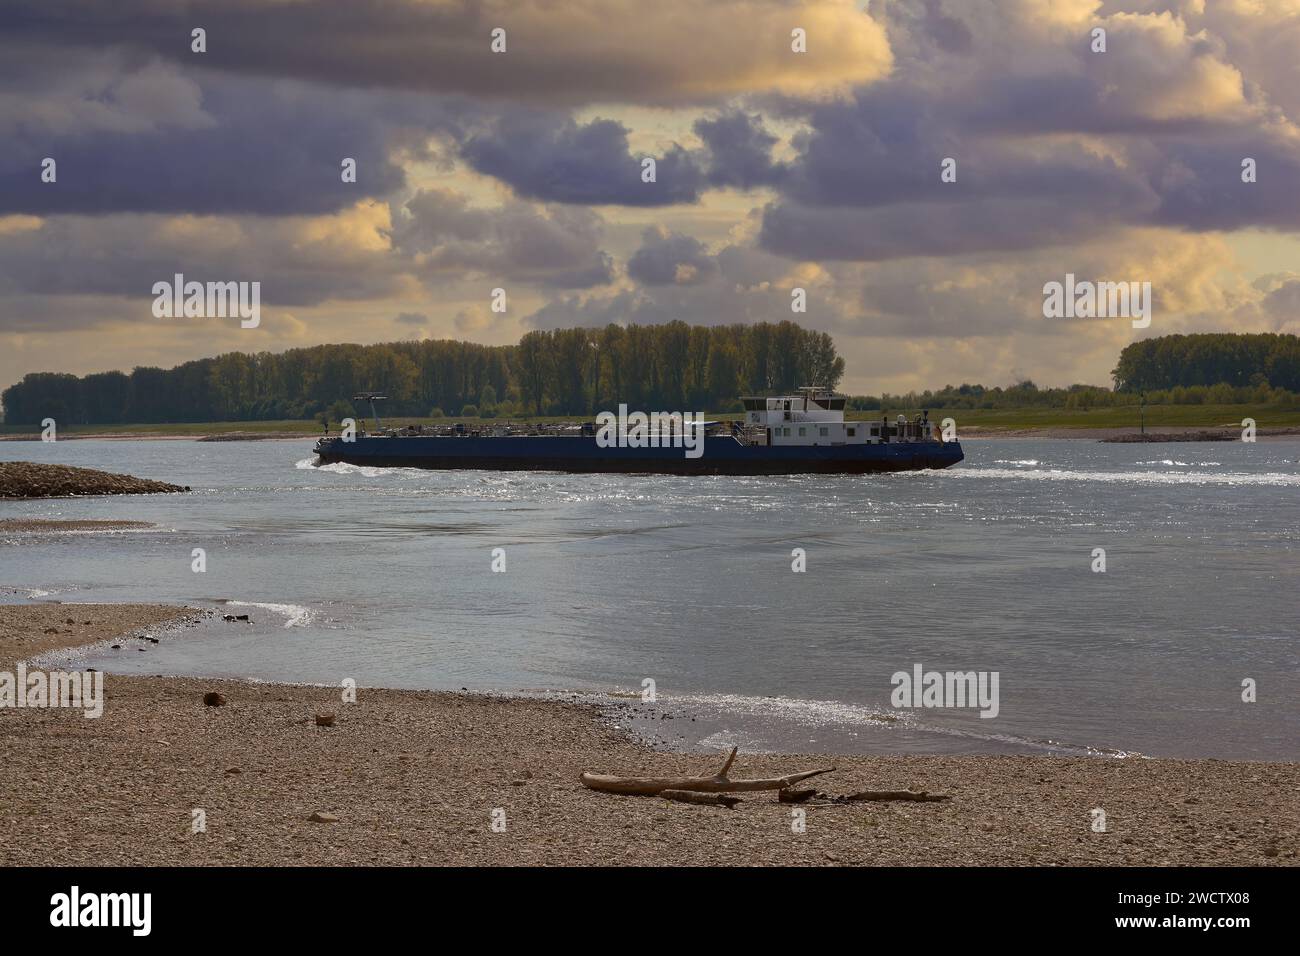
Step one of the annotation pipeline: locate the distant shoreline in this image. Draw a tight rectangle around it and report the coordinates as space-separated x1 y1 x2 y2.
960 425 1300 441
4 425 1300 442
0 432 312 442
1 601 1296 866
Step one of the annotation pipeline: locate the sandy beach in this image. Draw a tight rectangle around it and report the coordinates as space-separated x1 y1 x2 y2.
0 603 1295 867
0 519 155 533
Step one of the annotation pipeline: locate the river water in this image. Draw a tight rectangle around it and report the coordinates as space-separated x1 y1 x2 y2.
2 437 1297 760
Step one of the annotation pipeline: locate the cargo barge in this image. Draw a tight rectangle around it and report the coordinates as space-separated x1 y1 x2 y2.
313 388 963 475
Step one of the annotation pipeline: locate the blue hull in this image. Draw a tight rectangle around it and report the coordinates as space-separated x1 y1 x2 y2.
314 435 963 475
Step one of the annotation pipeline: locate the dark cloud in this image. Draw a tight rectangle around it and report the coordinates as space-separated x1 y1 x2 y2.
0 293 138 334
693 111 784 190
462 109 792 207
775 82 1165 212
0 209 406 312
392 188 615 288
626 228 718 286
461 115 704 206
523 285 760 331
524 290 658 330
1148 139 1300 232
1254 276 1300 326
1 0 890 107
753 0 1300 261
6 0 1300 393
0 50 768 216
0 55 466 215
921 0 973 55
524 242 806 331
759 196 1140 263
0 183 618 317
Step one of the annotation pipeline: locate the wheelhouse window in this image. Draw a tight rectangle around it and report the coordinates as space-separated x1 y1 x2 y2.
798 426 807 436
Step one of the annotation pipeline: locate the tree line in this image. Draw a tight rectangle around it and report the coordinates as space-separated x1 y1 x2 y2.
859 378 1297 412
1 321 844 425
1111 333 1300 393
6 330 1295 426
857 334 1300 412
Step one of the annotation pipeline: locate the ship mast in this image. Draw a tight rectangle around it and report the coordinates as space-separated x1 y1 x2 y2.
353 392 388 430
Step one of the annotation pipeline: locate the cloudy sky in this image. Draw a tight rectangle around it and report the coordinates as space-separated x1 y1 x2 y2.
2 0 1299 395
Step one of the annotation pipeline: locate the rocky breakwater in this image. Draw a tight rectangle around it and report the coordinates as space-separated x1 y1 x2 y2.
0 462 189 498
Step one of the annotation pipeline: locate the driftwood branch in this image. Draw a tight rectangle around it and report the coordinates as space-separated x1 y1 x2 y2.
580 746 835 796
842 789 951 802
581 747 952 807
780 787 952 804
660 789 742 808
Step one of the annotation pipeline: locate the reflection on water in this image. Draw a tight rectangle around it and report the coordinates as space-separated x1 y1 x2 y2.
2 436 1298 759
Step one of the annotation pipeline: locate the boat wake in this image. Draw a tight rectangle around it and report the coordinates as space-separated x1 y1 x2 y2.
221 600 315 628
948 466 1300 487
296 457 397 478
